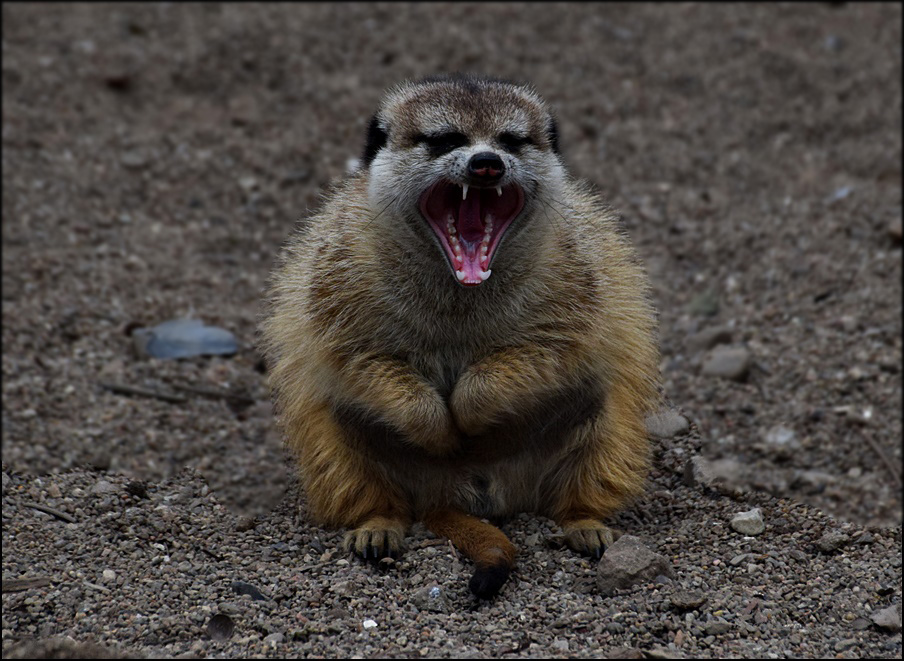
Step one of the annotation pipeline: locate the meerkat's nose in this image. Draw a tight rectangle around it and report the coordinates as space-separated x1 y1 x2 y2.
468 152 505 182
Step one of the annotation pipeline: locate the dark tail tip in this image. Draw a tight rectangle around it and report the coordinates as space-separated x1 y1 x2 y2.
469 563 510 599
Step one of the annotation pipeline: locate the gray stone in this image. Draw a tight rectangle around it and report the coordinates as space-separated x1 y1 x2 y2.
730 508 765 536
729 553 754 566
596 535 674 595
833 638 858 652
550 639 569 652
850 617 872 630
670 590 707 610
411 583 449 613
704 619 732 635
701 346 752 381
132 318 239 359
683 456 743 490
3 637 122 659
871 604 902 632
687 289 720 317
686 326 733 353
231 580 268 601
760 425 800 459
816 531 849 553
646 409 691 439
90 480 117 495
120 149 149 169
263 632 284 647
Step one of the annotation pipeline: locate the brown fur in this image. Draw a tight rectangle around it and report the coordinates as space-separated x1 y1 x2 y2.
260 75 660 598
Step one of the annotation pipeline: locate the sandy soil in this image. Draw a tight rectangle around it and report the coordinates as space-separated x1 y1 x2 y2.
2 3 901 658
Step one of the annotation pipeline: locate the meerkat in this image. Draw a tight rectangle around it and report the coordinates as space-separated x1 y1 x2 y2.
260 74 660 599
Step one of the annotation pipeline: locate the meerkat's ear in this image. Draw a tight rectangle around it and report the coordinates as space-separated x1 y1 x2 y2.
547 116 560 155
362 113 388 167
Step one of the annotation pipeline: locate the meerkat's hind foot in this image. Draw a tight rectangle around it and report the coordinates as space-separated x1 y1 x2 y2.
343 516 407 562
562 519 616 560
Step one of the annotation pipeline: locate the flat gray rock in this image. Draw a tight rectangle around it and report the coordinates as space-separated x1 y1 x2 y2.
132 319 239 359
871 604 902 632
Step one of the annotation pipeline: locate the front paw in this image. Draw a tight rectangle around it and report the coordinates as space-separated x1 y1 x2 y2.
343 516 406 562
449 370 491 436
562 519 616 560
405 395 461 456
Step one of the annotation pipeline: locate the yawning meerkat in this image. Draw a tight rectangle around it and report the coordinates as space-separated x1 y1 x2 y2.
260 73 660 598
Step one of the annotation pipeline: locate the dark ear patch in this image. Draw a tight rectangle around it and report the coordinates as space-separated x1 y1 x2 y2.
362 114 387 166
547 117 560 154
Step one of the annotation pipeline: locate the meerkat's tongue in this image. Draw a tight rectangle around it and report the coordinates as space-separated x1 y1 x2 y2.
458 194 485 243
419 181 524 286
455 194 491 283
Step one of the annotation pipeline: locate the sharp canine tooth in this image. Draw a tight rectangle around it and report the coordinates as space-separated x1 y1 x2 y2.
462 184 468 200
496 186 502 197
479 269 492 281
455 270 466 281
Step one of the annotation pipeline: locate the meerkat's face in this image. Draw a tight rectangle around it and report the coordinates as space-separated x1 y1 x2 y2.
362 75 565 287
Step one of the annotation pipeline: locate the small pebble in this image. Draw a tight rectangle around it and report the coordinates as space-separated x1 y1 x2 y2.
816 530 849 553
646 409 690 439
683 456 743 490
90 480 117 495
730 508 765 536
686 326 733 353
834 638 858 652
411 584 449 613
701 346 752 381
704 620 732 635
263 633 284 647
670 590 707 610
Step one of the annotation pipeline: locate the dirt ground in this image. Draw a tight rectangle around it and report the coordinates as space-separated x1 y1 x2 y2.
2 2 901 658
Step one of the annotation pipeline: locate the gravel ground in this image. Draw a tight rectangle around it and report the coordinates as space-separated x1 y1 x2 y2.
2 2 901 658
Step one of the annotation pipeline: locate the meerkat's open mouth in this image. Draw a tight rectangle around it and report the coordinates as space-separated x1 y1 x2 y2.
419 180 524 286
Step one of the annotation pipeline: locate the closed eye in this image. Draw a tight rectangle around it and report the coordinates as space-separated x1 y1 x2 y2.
415 131 469 157
498 132 534 153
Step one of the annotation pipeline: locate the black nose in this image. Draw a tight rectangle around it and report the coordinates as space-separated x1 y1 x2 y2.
468 152 505 181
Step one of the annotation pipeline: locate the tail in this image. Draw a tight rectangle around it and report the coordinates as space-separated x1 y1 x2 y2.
423 509 516 599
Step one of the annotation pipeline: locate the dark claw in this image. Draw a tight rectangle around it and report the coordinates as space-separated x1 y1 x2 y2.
593 546 603 561
362 545 370 561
